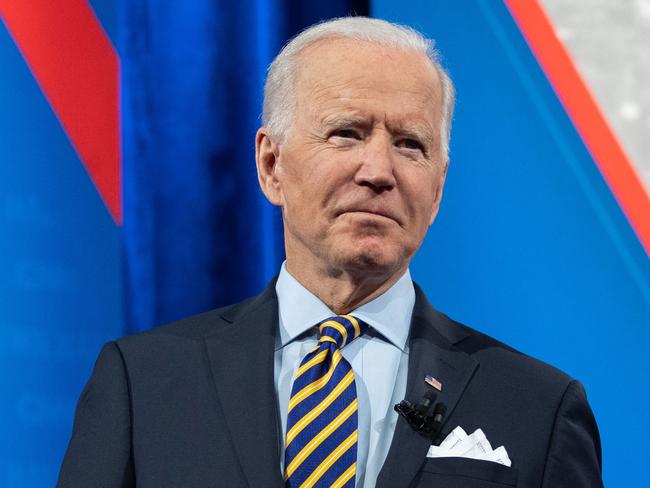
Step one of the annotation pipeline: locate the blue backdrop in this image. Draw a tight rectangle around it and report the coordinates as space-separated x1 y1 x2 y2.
372 1 650 486
0 15 123 486
1 1 367 485
1 1 648 486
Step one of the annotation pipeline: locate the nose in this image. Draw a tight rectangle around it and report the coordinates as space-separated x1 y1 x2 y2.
354 132 397 192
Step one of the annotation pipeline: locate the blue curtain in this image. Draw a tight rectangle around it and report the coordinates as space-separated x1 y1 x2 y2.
119 1 368 332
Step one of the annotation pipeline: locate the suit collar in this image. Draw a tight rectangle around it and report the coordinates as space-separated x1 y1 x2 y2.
376 284 479 488
410 283 472 346
204 281 284 487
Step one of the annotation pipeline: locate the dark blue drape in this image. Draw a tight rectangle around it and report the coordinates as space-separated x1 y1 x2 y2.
119 1 368 332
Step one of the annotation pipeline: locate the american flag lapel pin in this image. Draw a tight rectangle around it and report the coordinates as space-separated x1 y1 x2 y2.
425 375 443 391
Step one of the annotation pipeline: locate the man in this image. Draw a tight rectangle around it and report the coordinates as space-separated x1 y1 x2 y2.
58 17 603 487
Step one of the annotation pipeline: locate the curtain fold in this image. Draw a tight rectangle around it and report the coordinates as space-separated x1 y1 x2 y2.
119 0 368 332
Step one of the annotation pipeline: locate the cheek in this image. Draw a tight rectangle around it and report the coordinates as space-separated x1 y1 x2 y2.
278 166 329 230
285 151 352 203
279 143 335 188
402 171 438 208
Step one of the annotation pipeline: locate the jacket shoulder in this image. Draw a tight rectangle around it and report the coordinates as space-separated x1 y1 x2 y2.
414 282 574 389
116 283 275 348
451 317 574 388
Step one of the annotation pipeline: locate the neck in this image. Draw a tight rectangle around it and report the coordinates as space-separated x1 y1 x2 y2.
285 257 407 314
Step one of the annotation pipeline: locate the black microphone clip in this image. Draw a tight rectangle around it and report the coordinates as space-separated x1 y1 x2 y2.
394 389 447 443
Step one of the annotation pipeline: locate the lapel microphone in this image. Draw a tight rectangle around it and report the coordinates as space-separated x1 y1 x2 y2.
394 388 448 444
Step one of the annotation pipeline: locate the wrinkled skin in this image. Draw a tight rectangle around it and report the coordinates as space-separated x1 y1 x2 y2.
256 38 447 313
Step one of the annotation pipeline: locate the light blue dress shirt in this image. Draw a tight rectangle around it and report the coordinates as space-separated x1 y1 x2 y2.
274 263 414 487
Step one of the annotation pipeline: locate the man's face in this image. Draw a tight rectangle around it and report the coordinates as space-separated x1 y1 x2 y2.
260 38 447 279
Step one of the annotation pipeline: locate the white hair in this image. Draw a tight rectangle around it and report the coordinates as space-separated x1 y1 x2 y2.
262 16 456 161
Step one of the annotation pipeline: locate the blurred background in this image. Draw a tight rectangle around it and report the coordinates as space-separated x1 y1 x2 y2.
1 0 648 486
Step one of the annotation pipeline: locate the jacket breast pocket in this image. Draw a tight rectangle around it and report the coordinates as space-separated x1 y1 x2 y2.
412 457 518 487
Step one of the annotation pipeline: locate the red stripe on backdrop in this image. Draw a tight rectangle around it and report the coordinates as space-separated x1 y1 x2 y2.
504 0 650 257
0 0 122 224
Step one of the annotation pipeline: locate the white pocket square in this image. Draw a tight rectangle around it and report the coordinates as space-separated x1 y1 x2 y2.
426 426 512 467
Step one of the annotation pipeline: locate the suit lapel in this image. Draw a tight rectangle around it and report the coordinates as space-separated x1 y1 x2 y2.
204 285 284 487
376 286 479 488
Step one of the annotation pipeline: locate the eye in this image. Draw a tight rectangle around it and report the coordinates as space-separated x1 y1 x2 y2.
396 138 424 152
331 129 361 140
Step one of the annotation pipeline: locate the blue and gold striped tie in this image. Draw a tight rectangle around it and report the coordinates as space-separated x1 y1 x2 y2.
284 315 368 488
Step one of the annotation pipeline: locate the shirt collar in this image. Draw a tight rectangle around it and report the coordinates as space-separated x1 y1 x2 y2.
275 262 414 352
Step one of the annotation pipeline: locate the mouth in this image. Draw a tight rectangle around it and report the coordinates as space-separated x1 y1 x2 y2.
338 208 401 226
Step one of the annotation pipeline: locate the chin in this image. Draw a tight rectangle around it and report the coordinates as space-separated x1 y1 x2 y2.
333 243 403 277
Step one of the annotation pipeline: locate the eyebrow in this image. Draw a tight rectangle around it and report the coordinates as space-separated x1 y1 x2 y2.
320 113 436 149
320 114 370 129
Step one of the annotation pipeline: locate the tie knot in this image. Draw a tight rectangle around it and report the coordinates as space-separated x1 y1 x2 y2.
317 315 368 349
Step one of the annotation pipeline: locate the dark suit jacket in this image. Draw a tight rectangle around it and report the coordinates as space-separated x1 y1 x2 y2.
57 282 603 487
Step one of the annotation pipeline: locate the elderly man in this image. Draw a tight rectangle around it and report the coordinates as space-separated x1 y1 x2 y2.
58 17 603 488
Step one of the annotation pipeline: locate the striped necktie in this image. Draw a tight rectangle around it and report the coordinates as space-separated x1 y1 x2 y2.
284 315 368 488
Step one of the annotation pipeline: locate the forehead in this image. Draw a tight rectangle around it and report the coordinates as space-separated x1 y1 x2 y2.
293 38 442 127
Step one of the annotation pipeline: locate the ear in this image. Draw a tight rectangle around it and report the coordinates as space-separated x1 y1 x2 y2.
428 159 449 226
255 128 284 206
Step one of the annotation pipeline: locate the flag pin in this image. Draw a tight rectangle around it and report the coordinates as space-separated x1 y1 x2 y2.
425 375 442 391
